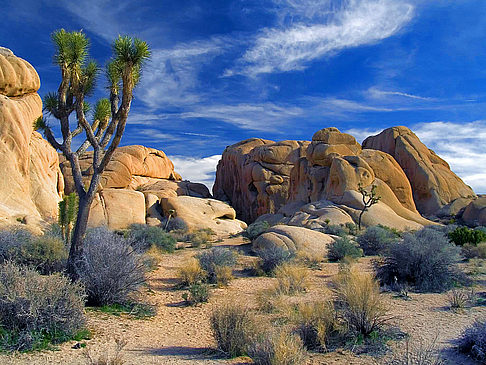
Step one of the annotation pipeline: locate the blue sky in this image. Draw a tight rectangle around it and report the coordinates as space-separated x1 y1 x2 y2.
2 0 486 192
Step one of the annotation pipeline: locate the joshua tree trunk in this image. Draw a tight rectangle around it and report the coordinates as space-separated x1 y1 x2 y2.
36 30 150 280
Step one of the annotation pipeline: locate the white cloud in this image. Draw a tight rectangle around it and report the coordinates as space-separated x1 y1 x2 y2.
345 127 383 143
138 39 227 109
168 155 222 191
233 0 414 76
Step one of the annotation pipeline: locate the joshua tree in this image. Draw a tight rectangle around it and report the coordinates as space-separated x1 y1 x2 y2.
35 29 150 277
357 183 381 231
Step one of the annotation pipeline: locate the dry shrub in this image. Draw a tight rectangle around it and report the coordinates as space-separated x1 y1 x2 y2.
255 245 295 274
214 265 233 287
462 242 486 259
0 262 86 351
290 301 340 351
197 247 236 284
457 320 486 363
295 250 322 269
275 263 309 295
386 336 443 365
210 304 255 357
333 266 389 336
177 257 206 286
248 331 306 365
76 227 146 306
85 338 127 365
187 228 215 248
256 288 287 313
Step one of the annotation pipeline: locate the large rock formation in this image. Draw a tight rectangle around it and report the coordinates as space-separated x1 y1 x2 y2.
214 126 476 230
0 47 63 227
362 126 476 215
60 144 245 234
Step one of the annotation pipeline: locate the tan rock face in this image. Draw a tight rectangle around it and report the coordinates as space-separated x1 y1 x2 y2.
60 145 181 194
362 126 476 215
160 196 247 235
0 48 63 225
215 127 441 230
252 225 334 255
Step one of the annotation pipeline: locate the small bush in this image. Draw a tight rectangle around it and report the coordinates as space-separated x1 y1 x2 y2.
291 301 339 351
256 245 295 273
178 257 206 286
129 224 176 253
457 320 486 363
327 237 363 262
333 266 388 336
182 282 210 305
248 331 306 365
448 226 486 246
85 337 127 365
211 304 255 357
325 224 348 237
447 288 470 310
256 289 287 313
375 228 465 292
186 228 215 248
0 228 67 274
0 262 86 351
462 242 486 259
358 226 399 256
386 336 443 365
76 227 146 306
165 217 188 232
274 263 309 295
247 221 270 240
197 248 236 284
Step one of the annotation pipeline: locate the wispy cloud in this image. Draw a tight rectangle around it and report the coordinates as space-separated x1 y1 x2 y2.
138 38 229 109
231 0 414 76
367 87 435 101
168 155 222 190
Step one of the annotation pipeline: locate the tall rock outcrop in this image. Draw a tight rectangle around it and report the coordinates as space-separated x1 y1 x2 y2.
0 47 63 227
214 127 455 230
362 126 476 216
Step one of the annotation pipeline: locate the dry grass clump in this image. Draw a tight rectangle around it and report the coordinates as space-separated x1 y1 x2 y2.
177 257 206 286
290 301 340 351
248 330 306 365
85 338 127 365
333 266 389 336
256 289 287 313
214 265 233 287
447 288 472 310
274 263 309 295
210 304 255 357
295 250 322 269
197 247 237 285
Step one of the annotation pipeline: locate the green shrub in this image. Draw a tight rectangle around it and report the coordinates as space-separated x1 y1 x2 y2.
76 227 146 306
0 228 67 274
448 226 486 246
248 331 306 365
255 246 295 273
197 248 236 284
247 221 270 240
210 304 255 357
182 282 210 305
129 224 176 253
357 225 399 256
0 262 86 351
376 228 465 292
457 320 486 363
327 237 363 262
